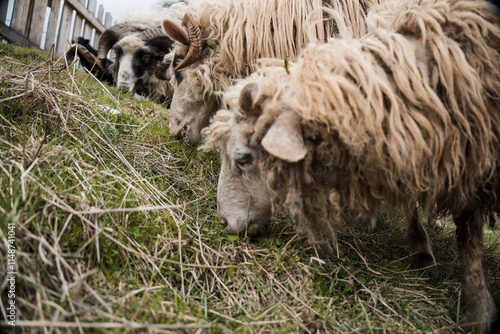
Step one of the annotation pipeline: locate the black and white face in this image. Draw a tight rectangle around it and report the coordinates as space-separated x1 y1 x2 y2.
111 35 164 96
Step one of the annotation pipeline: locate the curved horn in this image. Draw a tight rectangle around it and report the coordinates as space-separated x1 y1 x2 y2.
65 44 79 66
239 82 263 118
138 28 174 53
65 44 105 72
97 24 130 67
175 12 202 71
65 43 112 83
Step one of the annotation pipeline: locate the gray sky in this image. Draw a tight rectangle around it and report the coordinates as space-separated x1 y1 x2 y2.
100 0 162 24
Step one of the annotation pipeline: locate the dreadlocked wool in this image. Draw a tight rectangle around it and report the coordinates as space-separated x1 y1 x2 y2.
185 0 371 90
204 0 500 238
203 2 500 331
165 0 389 145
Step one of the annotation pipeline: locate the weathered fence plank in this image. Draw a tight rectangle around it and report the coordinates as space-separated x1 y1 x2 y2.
97 4 104 24
94 4 105 48
0 20 37 48
83 0 96 40
0 0 111 55
9 0 30 35
72 0 85 42
55 2 74 55
0 0 9 23
28 0 48 47
104 12 112 29
44 0 62 51
65 0 105 34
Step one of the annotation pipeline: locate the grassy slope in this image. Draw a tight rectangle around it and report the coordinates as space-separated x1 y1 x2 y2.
0 43 499 333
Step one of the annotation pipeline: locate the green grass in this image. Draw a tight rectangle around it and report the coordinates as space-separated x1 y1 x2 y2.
0 42 499 333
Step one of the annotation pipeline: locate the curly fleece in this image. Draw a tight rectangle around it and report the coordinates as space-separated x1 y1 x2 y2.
204 0 500 240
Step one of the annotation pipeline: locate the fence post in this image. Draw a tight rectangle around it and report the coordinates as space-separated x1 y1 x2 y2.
55 1 73 55
93 4 104 49
28 0 49 47
71 0 85 42
1 0 109 55
104 12 112 28
83 0 96 40
44 0 62 51
9 0 30 34
0 0 9 23
1 0 38 48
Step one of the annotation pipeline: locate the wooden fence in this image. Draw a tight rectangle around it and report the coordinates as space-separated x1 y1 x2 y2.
0 0 113 55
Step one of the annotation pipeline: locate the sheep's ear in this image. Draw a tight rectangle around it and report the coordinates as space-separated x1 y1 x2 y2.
162 19 189 45
239 82 263 118
155 58 172 81
262 112 307 162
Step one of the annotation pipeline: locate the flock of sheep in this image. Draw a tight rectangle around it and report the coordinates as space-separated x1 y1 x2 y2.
65 0 500 332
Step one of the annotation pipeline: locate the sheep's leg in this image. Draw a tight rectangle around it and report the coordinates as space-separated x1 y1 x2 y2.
488 211 498 229
427 207 443 231
406 206 438 279
454 209 496 333
356 209 378 231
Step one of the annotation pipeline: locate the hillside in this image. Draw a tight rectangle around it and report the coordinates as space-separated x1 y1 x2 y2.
0 43 499 333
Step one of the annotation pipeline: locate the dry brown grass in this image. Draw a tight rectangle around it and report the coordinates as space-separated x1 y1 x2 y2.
0 43 499 333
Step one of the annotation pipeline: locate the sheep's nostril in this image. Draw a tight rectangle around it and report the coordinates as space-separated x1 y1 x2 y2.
117 84 128 92
170 121 188 137
217 208 227 226
179 124 191 140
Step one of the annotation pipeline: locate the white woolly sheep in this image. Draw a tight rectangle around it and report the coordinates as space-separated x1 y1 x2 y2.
161 0 379 145
203 0 500 331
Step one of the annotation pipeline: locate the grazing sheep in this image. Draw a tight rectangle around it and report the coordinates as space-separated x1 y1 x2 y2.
203 0 500 331
72 37 99 63
161 0 378 145
65 37 114 85
96 2 186 102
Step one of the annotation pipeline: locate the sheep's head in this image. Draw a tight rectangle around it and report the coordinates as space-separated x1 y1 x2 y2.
98 25 174 97
162 12 219 145
72 37 91 48
205 82 307 235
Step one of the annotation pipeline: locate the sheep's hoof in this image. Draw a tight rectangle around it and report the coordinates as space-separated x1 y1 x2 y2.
355 214 377 232
412 252 439 280
429 218 443 232
458 314 489 334
458 298 497 334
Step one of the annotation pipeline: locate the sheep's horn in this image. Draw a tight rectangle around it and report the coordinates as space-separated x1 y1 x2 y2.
65 44 105 73
97 24 130 67
139 28 174 53
239 82 263 118
65 44 79 66
174 12 202 71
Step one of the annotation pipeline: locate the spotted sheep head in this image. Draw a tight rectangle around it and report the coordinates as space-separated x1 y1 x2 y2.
97 24 174 98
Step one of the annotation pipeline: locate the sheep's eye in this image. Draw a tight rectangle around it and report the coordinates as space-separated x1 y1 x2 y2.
235 153 252 166
174 70 183 84
142 55 151 63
